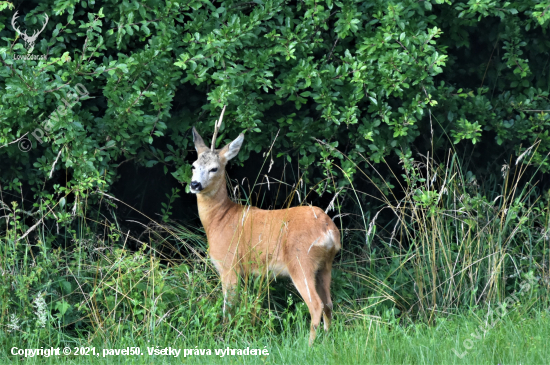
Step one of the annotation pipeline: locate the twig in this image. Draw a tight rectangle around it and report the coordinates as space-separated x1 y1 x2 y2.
16 218 44 241
326 38 339 62
480 35 499 88
149 109 163 136
116 157 135 168
537 4 550 20
49 149 63 178
44 82 71 93
514 59 524 73
395 39 418 64
0 132 29 150
130 81 153 108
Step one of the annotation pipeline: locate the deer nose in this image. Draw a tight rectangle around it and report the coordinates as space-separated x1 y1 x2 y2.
190 181 202 191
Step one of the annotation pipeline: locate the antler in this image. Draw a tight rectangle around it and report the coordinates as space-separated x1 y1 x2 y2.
27 13 49 42
11 12 48 45
37 13 49 36
211 105 227 151
11 11 25 37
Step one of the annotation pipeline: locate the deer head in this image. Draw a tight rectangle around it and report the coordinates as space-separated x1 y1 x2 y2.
190 126 244 195
11 11 49 53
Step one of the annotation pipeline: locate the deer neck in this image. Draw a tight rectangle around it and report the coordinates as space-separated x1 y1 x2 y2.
196 176 236 234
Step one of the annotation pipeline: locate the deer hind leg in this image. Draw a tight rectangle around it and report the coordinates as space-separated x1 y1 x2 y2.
316 256 335 332
288 258 324 346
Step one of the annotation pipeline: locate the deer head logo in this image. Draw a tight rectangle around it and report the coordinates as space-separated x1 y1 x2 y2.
11 11 49 54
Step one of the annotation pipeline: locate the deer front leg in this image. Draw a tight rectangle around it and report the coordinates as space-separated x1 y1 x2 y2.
211 256 240 320
219 268 238 320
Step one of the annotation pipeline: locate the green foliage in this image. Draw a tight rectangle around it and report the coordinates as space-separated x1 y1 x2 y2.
1 0 550 360
451 118 482 145
334 147 550 320
4 147 549 335
2 145 550 361
0 1 13 14
1 0 549 200
0 199 314 349
161 187 180 222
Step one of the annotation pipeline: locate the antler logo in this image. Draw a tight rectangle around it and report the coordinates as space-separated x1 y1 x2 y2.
11 11 49 54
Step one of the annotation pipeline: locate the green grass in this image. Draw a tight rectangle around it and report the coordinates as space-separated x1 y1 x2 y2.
3 309 549 364
2 150 549 365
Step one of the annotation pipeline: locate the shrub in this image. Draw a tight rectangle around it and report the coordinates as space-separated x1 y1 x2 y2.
1 0 549 199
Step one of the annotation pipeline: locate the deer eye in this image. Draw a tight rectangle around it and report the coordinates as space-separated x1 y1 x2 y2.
210 168 218 173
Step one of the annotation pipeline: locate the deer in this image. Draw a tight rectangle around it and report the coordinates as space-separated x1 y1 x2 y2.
189 116 341 346
11 11 49 54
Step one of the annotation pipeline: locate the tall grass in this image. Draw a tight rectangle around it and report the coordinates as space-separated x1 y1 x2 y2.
338 149 550 321
1 146 549 363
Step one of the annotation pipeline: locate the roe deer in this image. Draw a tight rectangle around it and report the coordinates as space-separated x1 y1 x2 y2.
190 126 341 345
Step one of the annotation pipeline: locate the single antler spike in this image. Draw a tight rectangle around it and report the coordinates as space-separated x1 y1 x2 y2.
211 105 227 151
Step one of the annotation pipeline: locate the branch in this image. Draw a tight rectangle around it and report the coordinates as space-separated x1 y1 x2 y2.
49 149 63 179
395 39 418 64
0 132 29 150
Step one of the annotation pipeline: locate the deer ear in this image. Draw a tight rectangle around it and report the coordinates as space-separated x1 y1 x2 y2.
219 133 244 163
192 127 209 154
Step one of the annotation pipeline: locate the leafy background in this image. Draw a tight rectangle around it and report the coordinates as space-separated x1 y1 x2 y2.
1 0 550 358
1 0 549 199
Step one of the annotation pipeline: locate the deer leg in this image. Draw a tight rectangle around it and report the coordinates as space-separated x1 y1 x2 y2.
316 258 334 332
219 268 238 320
288 259 324 346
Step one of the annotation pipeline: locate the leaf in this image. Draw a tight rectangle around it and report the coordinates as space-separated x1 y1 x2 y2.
54 301 71 316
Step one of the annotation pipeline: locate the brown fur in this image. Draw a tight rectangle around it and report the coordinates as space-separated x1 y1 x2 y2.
191 127 341 345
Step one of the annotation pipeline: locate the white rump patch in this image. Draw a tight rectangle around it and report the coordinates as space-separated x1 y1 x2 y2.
308 230 335 254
